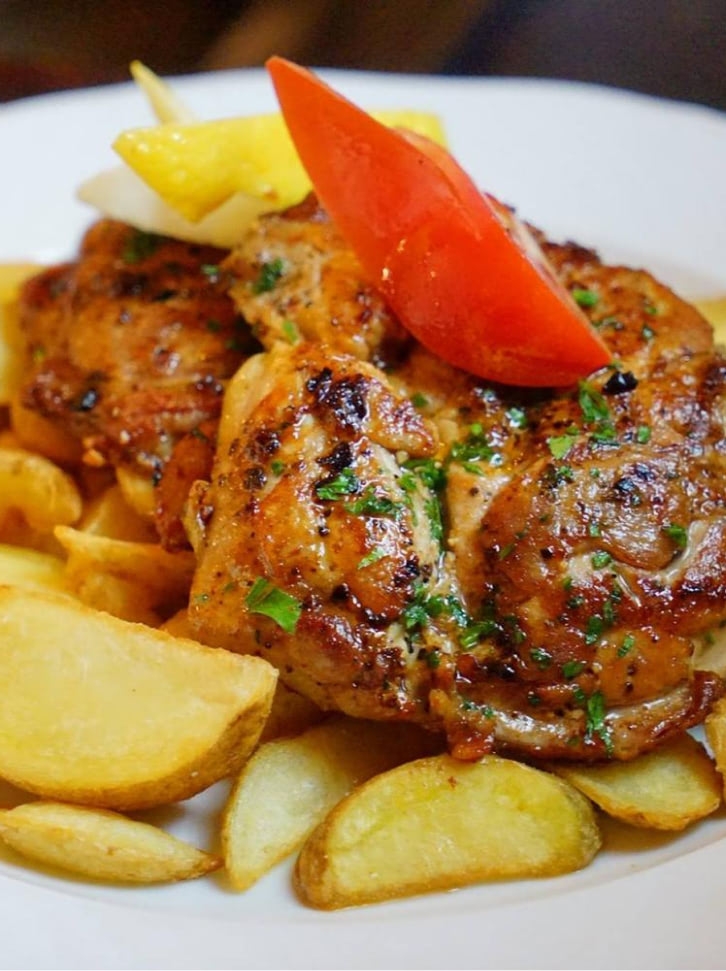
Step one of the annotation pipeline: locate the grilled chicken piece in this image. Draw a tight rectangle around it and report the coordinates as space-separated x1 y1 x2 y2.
224 195 411 368
17 219 254 489
188 210 725 761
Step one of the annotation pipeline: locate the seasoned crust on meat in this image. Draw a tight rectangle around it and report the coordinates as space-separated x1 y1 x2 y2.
17 220 255 483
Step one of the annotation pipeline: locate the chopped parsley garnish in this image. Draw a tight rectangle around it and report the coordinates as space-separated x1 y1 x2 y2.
410 392 429 409
449 423 499 466
591 550 613 570
530 647 553 669
636 424 652 444
281 319 300 343
578 381 611 424
358 547 387 570
562 660 585 679
618 633 636 657
584 690 614 755
547 432 578 460
314 467 360 501
201 263 221 279
122 229 162 264
662 523 688 549
245 577 302 634
584 614 604 645
572 288 599 308
345 488 404 519
270 459 286 476
506 406 528 429
251 258 286 294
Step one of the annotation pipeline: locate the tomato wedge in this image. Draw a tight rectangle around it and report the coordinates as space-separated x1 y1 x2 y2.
266 56 611 387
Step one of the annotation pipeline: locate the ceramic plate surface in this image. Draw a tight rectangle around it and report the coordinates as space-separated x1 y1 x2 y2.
1 68 725 969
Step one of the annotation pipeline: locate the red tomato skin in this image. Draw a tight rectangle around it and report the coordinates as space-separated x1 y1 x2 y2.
266 56 611 387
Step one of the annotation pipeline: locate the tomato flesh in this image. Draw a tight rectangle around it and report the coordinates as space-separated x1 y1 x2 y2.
266 56 611 387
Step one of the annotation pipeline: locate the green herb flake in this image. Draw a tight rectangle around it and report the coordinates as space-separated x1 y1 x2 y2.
584 690 614 755
122 229 162 265
314 467 360 501
270 459 286 476
281 319 299 343
662 523 688 549
562 660 585 680
618 633 636 658
245 577 302 634
591 550 612 570
636 425 652 444
201 263 221 279
530 647 553 669
357 547 387 570
584 614 604 645
410 392 429 409
505 406 528 430
578 381 611 425
251 258 286 294
345 488 404 519
572 288 600 308
547 433 578 460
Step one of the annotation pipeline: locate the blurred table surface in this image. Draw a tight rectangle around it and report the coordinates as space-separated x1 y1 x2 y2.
1 0 725 113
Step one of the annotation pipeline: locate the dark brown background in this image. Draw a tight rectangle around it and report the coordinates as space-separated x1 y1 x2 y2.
1 0 724 112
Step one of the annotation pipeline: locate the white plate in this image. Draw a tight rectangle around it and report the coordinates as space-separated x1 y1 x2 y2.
1 69 726 970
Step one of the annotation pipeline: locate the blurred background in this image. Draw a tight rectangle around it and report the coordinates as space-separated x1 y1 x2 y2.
1 0 725 112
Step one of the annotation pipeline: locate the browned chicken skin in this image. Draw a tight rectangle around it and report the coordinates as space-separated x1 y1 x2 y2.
16 205 726 762
17 219 255 485
184 200 726 761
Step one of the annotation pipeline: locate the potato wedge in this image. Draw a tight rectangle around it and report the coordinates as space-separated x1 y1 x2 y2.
0 586 277 809
222 716 441 890
79 484 158 543
549 734 721 830
0 447 82 532
54 526 194 624
258 680 323 745
695 296 726 344
0 265 41 406
0 543 67 595
295 753 601 909
0 801 220 883
705 697 726 798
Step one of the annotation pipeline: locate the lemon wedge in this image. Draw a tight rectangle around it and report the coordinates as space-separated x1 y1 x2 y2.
695 297 726 344
113 110 447 223
129 60 197 124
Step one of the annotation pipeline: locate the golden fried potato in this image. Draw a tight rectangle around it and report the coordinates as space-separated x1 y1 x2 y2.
0 447 82 533
0 801 220 883
295 753 601 909
0 586 277 810
79 484 158 542
222 716 442 891
54 526 194 624
695 296 726 344
549 734 721 830
0 264 41 406
10 396 82 466
0 543 68 595
704 698 726 799
258 680 323 744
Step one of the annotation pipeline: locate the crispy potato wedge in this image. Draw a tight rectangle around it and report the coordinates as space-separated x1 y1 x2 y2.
0 586 277 809
0 447 82 532
54 526 194 624
705 698 726 798
549 734 721 830
79 484 158 543
258 681 323 744
0 265 41 406
222 716 442 891
0 801 220 883
295 753 601 909
695 296 726 344
0 543 68 594
9 396 82 466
